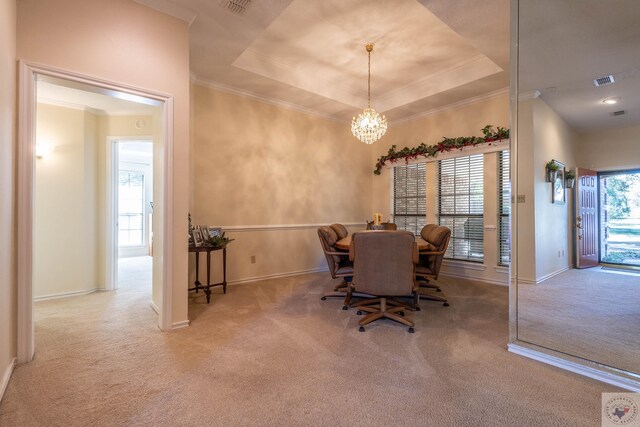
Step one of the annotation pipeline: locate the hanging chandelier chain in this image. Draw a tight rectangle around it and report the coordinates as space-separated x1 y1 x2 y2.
367 48 371 108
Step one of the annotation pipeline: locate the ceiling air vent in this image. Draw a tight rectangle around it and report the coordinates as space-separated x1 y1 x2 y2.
611 110 626 117
593 75 615 86
220 0 251 15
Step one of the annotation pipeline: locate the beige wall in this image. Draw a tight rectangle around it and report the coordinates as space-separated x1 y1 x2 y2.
17 0 190 326
190 83 372 285
532 98 577 280
372 93 510 284
34 110 157 299
34 104 100 298
0 0 17 395
516 97 578 283
577 124 640 172
515 98 536 281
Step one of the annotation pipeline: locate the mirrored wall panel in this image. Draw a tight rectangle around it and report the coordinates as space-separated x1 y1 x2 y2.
515 0 640 376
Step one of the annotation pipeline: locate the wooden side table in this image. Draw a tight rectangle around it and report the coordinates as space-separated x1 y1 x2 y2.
188 244 227 303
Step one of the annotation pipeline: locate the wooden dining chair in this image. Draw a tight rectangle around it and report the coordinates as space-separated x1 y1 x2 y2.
348 231 420 332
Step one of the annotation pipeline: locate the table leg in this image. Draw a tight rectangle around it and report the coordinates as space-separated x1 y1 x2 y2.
205 249 212 304
222 247 227 294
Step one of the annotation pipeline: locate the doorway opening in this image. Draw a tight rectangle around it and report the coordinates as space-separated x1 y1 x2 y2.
18 62 175 363
114 140 154 294
599 170 640 267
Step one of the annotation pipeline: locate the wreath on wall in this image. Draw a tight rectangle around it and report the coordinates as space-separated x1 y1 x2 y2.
373 125 510 175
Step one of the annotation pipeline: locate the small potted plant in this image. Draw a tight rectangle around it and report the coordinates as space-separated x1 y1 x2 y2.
545 160 561 182
205 231 234 248
565 169 576 189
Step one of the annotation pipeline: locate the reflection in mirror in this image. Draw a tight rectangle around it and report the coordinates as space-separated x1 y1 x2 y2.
514 0 640 378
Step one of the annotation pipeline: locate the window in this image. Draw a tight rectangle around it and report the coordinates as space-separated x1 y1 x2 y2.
393 163 426 235
438 154 484 262
118 170 145 246
498 151 510 266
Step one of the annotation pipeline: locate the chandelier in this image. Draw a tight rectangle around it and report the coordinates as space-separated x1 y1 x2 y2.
352 44 387 144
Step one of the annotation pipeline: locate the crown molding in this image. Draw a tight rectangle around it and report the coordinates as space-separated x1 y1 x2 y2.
377 55 503 112
518 89 541 100
37 97 107 116
390 87 509 127
37 97 152 117
134 0 197 26
190 75 348 124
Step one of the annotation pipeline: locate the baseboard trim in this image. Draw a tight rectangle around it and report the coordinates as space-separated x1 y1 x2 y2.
440 271 508 286
518 267 570 285
150 300 159 314
34 288 99 302
0 358 16 403
171 320 190 330
508 343 640 392
228 267 329 286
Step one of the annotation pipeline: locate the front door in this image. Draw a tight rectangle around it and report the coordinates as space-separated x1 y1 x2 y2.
576 168 599 268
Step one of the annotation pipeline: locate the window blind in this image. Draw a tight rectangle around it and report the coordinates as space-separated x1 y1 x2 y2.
437 154 484 262
393 163 426 235
498 151 511 266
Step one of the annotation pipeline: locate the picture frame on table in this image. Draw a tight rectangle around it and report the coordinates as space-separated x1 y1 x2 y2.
208 227 222 239
551 161 566 204
191 227 205 247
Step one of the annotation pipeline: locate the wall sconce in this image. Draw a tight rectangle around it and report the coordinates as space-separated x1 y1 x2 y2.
36 143 54 159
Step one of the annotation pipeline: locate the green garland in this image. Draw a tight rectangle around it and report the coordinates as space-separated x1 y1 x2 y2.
373 125 509 175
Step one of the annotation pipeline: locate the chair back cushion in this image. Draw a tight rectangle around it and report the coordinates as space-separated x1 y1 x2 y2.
350 231 416 296
427 226 451 252
329 223 348 240
420 226 451 277
420 224 438 242
317 226 341 277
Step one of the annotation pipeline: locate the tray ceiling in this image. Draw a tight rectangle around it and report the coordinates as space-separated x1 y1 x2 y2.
135 0 510 123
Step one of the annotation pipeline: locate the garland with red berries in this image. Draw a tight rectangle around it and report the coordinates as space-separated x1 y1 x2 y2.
373 125 509 175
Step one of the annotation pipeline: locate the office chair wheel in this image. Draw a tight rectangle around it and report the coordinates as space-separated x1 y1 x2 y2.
408 327 415 333
356 310 362 315
443 302 449 307
321 296 327 300
359 326 365 332
415 307 421 311
342 305 348 310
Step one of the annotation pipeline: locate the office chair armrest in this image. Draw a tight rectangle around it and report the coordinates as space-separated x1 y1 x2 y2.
325 250 349 257
419 249 446 256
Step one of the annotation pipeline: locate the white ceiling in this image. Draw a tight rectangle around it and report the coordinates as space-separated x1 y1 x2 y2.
518 0 640 133
135 0 510 123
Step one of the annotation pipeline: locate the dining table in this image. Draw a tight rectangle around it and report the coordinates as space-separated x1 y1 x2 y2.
335 232 431 251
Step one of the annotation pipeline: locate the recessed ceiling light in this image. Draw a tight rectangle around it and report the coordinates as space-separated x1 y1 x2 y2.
603 97 621 105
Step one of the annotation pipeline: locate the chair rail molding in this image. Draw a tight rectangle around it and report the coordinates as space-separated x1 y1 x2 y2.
221 222 366 232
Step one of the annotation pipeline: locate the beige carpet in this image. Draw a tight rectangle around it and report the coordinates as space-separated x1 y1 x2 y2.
0 261 618 426
518 267 640 374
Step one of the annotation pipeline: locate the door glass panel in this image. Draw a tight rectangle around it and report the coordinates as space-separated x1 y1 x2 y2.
600 172 640 266
118 171 145 246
